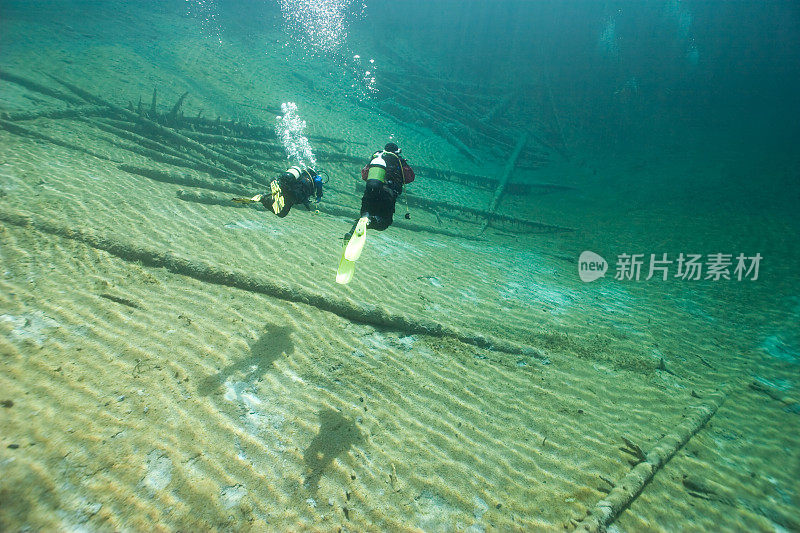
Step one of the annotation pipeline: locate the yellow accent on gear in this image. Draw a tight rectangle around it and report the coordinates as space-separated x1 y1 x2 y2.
270 180 285 213
344 216 369 261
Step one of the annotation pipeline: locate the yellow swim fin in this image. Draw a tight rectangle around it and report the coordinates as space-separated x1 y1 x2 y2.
336 251 356 285
270 180 285 213
344 216 369 262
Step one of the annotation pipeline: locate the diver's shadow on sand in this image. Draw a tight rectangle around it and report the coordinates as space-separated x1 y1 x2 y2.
197 324 295 396
303 408 364 493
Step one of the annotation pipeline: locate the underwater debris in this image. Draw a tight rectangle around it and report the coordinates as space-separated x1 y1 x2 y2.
167 91 189 124
597 475 615 494
0 70 83 105
574 389 727 532
45 73 264 180
656 357 677 376
1 71 574 237
749 380 800 412
480 132 528 234
178 189 253 208
1 105 106 121
369 57 568 165
682 474 800 530
98 293 143 310
0 118 111 161
0 208 544 358
401 193 574 234
121 164 249 194
620 436 646 464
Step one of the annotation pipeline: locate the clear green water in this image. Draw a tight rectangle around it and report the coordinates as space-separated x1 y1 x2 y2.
1 1 798 531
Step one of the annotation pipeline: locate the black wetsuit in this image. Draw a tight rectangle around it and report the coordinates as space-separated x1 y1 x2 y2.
261 168 321 217
359 151 410 231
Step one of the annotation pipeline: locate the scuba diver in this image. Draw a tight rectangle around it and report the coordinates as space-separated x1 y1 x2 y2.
344 142 415 239
337 142 415 284
234 166 326 217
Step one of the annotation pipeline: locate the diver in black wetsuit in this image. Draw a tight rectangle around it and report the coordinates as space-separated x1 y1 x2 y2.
235 166 325 217
344 142 415 239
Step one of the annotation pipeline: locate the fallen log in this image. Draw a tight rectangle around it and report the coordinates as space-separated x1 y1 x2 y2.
482 93 516 125
181 130 283 153
1 105 106 121
0 70 85 105
47 74 265 182
432 122 480 162
573 389 728 532
0 117 113 161
119 164 255 194
176 189 254 207
0 207 546 359
179 115 271 139
83 117 208 167
545 79 569 158
480 132 528 233
174 190 484 241
749 380 800 411
325 182 574 234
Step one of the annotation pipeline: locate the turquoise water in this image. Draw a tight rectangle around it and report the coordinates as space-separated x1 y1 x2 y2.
1 1 798 531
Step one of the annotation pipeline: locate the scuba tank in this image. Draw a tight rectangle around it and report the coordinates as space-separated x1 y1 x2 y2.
366 152 387 182
286 166 302 179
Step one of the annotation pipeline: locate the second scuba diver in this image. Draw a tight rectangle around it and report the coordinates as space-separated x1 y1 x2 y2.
234 166 325 217
337 142 415 284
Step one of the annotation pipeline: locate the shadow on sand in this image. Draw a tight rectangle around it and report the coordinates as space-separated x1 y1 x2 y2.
303 408 364 493
197 324 295 396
